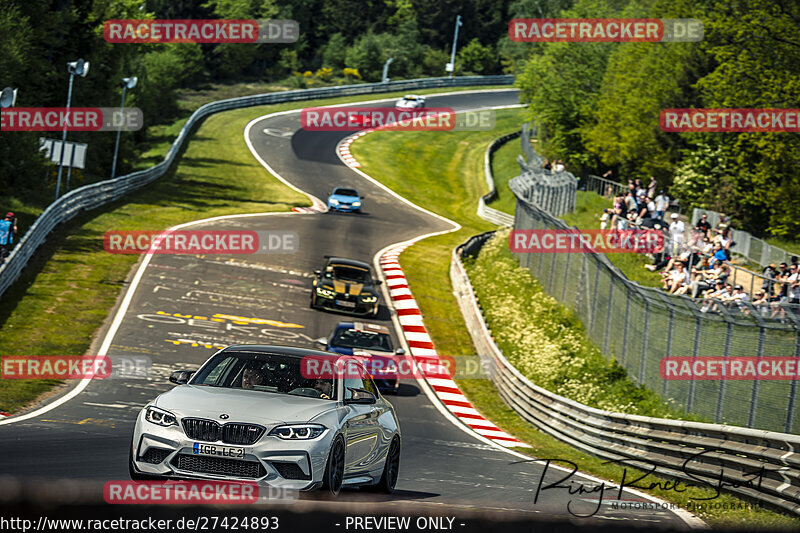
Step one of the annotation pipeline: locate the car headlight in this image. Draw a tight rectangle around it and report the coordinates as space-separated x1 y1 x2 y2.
329 198 339 205
145 406 177 427
269 424 326 440
316 287 336 298
352 201 361 207
360 294 378 303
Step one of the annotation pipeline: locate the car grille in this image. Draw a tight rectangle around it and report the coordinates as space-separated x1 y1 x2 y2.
271 462 311 480
140 448 171 464
173 454 265 479
223 423 266 445
182 418 265 445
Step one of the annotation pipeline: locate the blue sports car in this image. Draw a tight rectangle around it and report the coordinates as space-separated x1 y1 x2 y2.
327 187 362 213
317 322 405 393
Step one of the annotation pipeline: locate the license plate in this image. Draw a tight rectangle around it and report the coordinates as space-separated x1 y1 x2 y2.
336 300 356 308
193 443 245 459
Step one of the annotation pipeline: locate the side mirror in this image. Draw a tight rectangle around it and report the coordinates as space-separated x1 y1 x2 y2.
169 370 194 385
345 389 376 405
375 280 383 285
394 348 405 356
315 337 328 347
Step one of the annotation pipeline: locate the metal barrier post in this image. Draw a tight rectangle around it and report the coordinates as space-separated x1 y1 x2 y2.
748 327 766 427
717 322 734 423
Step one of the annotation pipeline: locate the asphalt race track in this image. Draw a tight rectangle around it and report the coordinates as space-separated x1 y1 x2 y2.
0 90 696 529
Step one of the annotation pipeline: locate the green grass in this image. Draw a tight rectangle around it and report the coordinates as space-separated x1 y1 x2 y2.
487 136 522 216
351 118 800 529
0 84 511 414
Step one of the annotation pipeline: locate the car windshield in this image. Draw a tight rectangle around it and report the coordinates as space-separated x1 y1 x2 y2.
327 264 371 282
333 188 358 197
190 351 337 400
332 329 393 352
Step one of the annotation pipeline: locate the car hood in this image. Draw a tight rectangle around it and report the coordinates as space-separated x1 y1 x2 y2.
154 385 337 425
318 279 375 295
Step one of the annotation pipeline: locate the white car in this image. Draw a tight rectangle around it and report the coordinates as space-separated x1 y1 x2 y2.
129 345 401 495
395 95 426 110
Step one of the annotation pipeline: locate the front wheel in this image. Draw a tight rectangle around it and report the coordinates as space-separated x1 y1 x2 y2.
322 436 345 496
374 437 400 493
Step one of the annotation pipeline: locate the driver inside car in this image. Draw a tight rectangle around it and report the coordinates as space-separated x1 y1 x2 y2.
241 367 265 390
313 379 332 399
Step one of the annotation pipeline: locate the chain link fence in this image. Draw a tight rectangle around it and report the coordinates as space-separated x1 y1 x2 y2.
508 130 800 433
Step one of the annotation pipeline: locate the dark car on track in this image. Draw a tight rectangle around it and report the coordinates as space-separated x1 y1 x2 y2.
317 322 405 393
310 257 382 317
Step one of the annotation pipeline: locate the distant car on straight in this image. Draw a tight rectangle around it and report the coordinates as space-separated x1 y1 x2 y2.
327 187 362 213
129 345 401 495
395 95 426 110
317 322 405 393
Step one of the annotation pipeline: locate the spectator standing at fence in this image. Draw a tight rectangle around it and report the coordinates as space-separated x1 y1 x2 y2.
788 265 800 306
553 160 565 172
791 256 798 269
669 213 685 254
647 176 657 199
543 159 552 171
646 195 656 219
762 263 778 296
655 190 669 221
0 213 13 263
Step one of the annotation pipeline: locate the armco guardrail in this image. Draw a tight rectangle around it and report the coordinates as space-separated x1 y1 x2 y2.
0 75 514 302
477 131 518 226
451 232 800 516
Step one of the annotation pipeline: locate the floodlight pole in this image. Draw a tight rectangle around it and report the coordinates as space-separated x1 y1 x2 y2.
449 15 463 78
111 77 136 179
55 72 75 200
56 59 88 199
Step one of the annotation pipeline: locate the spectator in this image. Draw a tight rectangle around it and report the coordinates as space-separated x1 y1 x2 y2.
0 212 14 263
752 290 770 317
553 160 565 172
600 209 610 230
543 159 552 171
627 179 635 193
721 285 749 311
646 195 656 219
667 262 691 295
761 263 777 296
714 213 730 236
709 243 728 267
654 190 669 221
701 282 731 312
625 191 638 216
669 213 685 254
647 176 657 199
694 213 711 239
788 265 800 306
792 256 799 269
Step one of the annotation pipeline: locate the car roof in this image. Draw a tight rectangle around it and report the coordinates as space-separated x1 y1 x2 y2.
220 344 335 358
326 257 372 270
335 321 390 335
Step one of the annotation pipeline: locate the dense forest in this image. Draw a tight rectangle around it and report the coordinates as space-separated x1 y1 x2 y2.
0 0 798 237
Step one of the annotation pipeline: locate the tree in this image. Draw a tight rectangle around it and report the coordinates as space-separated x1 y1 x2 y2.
458 38 496 74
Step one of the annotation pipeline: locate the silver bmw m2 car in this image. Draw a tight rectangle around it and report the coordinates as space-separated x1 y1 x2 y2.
129 345 401 495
